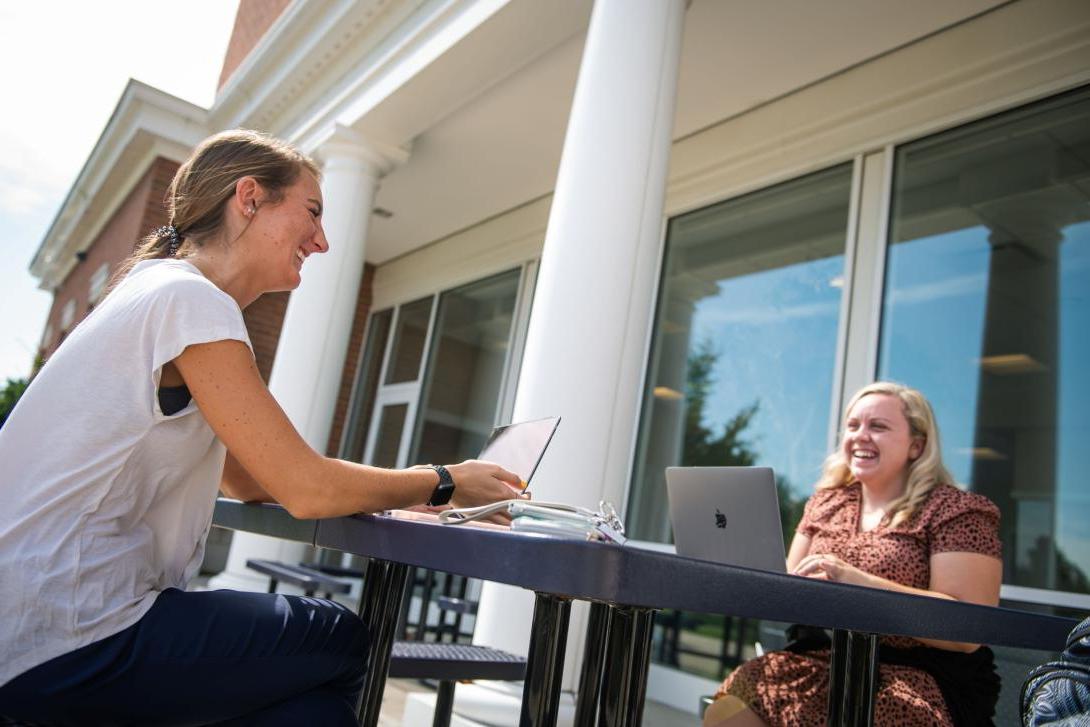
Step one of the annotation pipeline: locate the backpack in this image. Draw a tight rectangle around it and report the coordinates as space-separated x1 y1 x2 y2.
1021 617 1090 725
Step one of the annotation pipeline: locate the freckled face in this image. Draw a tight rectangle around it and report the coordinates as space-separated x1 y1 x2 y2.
252 171 327 291
841 393 923 492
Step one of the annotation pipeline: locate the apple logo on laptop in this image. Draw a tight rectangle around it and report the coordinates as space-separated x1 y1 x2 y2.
715 509 727 529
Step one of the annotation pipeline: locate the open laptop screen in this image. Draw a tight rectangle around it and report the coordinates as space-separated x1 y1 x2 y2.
665 466 786 573
478 416 561 491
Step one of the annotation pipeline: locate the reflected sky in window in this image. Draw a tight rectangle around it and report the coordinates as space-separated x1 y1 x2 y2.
1057 221 1090 573
881 221 1090 584
692 256 843 498
880 226 990 486
879 86 1090 590
628 164 851 543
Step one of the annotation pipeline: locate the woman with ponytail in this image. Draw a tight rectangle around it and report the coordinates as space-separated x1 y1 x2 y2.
704 382 1004 727
0 130 522 725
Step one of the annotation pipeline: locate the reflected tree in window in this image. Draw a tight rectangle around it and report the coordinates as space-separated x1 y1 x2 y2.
632 163 852 682
683 339 806 543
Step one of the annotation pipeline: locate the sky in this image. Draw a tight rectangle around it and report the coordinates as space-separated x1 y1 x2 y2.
0 1 240 382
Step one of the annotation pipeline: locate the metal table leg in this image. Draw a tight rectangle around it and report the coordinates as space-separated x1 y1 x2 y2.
356 558 411 727
826 628 879 727
520 593 572 726
599 605 656 727
574 602 612 726
433 680 455 727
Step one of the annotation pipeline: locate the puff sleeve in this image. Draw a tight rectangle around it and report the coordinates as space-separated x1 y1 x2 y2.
796 487 844 538
928 486 1002 559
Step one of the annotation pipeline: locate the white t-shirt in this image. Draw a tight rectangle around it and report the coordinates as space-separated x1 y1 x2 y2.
0 259 252 687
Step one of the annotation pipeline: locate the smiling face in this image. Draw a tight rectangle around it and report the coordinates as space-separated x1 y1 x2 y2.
249 171 327 291
841 393 924 494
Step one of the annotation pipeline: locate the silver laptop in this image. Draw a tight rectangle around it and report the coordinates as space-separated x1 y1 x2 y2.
477 416 560 492
665 467 787 572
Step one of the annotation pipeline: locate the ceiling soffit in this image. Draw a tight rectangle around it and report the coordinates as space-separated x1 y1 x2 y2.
216 0 1018 266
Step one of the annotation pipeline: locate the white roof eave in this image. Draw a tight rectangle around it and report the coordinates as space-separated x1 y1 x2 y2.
30 80 209 290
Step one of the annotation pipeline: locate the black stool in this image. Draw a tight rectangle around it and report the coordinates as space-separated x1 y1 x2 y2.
245 558 352 599
246 559 526 727
389 641 527 727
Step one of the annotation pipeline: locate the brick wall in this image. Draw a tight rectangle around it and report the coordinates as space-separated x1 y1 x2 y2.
40 157 179 359
218 0 293 92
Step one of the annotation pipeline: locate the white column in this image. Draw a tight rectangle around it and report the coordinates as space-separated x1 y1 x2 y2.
473 0 686 689
209 124 407 592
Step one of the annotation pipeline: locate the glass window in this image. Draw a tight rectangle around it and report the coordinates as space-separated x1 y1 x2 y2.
347 269 526 469
628 164 854 545
630 165 853 683
371 403 409 468
410 269 521 464
88 263 110 303
879 87 1090 595
385 296 434 384
59 299 76 330
340 308 393 460
337 268 525 642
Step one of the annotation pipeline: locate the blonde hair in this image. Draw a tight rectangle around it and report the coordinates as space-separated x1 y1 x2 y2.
110 129 319 287
816 381 954 527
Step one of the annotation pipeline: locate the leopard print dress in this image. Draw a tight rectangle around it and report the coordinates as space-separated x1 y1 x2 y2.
713 482 1001 726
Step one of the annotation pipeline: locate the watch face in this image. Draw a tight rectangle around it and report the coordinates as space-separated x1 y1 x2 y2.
429 482 455 506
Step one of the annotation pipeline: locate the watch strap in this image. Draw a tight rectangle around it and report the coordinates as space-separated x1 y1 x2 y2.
427 464 456 506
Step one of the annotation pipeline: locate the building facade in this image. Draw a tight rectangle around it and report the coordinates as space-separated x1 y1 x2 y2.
32 0 1090 720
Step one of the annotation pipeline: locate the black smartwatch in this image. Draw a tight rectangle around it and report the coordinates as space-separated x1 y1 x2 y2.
427 464 456 506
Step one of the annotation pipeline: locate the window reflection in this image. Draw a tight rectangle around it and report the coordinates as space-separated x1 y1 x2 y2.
628 165 853 545
341 308 392 461
385 297 433 384
880 88 1090 594
630 165 852 681
371 403 408 469
410 270 521 464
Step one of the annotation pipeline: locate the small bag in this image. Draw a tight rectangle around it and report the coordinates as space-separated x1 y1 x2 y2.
1021 616 1090 726
439 500 627 544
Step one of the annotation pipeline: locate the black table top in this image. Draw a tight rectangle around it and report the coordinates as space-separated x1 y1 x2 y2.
213 499 1077 653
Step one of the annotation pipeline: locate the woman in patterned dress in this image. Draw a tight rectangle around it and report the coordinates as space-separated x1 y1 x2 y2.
703 382 1003 727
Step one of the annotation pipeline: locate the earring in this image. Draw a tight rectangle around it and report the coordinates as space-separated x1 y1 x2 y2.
247 205 256 216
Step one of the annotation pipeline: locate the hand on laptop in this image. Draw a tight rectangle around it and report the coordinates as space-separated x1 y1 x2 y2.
792 552 875 588
405 461 523 524
447 459 523 509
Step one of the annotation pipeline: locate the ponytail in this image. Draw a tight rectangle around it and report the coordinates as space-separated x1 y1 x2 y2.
105 225 185 295
103 129 318 297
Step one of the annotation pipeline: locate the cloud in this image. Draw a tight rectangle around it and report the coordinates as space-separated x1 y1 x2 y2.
885 271 989 305
696 298 841 326
0 170 60 218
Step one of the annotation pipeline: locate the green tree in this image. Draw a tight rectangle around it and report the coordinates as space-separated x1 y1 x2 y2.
681 339 807 543
0 377 30 430
682 340 759 467
775 473 807 546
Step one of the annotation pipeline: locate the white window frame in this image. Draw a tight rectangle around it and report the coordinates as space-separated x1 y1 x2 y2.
59 299 76 330
352 261 538 469
360 297 437 467
88 263 110 304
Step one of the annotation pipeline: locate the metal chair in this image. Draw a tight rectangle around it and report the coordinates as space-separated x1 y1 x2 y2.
246 559 525 727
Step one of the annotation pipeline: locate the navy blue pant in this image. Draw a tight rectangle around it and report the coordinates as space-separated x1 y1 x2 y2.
0 588 369 726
